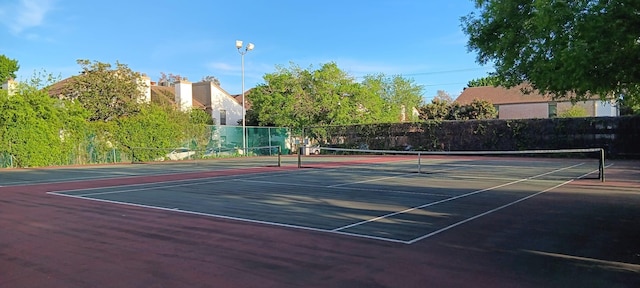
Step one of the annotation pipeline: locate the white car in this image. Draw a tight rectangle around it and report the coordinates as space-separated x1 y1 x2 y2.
307 145 321 155
165 147 196 160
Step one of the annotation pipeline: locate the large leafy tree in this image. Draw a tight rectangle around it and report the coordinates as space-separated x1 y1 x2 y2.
461 0 640 107
0 74 89 167
362 74 425 122
248 62 424 130
63 59 146 121
449 99 497 120
0 54 20 83
419 99 451 120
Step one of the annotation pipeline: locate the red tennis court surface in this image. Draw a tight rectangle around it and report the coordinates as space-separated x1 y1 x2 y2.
1 157 639 287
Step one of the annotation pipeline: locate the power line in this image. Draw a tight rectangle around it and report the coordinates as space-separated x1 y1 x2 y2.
422 82 467 87
353 67 492 79
401 67 492 76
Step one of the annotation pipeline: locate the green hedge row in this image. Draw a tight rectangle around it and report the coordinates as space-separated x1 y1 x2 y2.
306 116 640 158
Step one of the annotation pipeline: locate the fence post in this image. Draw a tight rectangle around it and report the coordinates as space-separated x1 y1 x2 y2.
599 148 605 182
278 146 282 167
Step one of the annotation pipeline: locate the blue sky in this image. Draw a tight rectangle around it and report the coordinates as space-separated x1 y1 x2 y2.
1 0 493 100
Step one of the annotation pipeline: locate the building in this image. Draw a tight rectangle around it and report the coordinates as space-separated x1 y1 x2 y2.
152 79 245 126
455 84 619 119
0 78 17 95
48 74 246 126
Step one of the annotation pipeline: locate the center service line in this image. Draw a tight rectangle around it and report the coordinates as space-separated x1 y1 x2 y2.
406 166 609 244
331 163 584 232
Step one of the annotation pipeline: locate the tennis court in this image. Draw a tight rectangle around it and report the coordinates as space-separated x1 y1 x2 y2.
2 151 639 287
49 153 601 244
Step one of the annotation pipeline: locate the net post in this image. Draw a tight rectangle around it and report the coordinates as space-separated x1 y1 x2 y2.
297 146 302 168
599 148 605 182
418 152 421 173
277 146 282 167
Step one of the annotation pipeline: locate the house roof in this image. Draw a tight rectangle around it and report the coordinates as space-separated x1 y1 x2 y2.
455 84 557 105
47 76 75 97
46 76 206 109
231 88 253 109
455 83 601 105
150 85 205 109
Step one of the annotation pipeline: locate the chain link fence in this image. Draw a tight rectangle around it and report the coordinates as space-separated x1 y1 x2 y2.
1 126 292 168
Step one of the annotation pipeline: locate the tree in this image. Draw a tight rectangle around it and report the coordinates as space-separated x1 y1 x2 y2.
451 99 498 120
558 105 588 118
418 99 497 120
466 75 502 88
0 55 20 83
63 60 146 121
433 90 453 103
158 72 184 86
190 109 214 125
461 0 640 105
201 75 221 86
360 74 424 122
248 62 425 129
418 90 454 120
0 72 89 167
418 99 450 120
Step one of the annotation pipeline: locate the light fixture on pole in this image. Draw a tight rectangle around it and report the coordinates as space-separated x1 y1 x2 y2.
236 40 254 156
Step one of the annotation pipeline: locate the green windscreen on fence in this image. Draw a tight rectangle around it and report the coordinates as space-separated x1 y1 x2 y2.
0 125 291 168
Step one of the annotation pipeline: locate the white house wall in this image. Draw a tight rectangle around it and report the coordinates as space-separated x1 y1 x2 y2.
175 80 193 111
137 75 151 103
144 76 244 125
596 100 619 117
1 79 17 96
498 102 549 119
210 85 243 126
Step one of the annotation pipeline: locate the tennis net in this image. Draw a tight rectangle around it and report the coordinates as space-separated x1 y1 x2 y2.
298 147 605 182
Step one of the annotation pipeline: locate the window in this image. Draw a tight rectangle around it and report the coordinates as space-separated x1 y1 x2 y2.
548 102 557 118
219 109 227 125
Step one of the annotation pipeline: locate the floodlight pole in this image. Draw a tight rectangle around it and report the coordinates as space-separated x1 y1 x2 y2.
236 40 254 156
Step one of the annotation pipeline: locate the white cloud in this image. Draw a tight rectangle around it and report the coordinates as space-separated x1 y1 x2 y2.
1 0 55 35
207 62 236 72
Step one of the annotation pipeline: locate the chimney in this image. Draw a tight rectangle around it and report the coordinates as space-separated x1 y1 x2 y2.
137 74 151 103
174 79 193 111
1 78 17 96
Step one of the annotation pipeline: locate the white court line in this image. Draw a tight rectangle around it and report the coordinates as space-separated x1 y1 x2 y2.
406 165 611 244
407 180 573 244
47 191 410 244
45 162 606 245
331 163 585 232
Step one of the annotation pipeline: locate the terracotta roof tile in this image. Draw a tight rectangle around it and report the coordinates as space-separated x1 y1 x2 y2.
150 85 205 108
